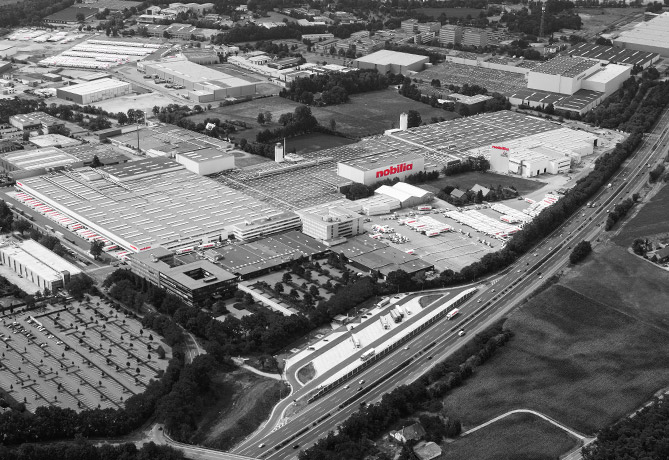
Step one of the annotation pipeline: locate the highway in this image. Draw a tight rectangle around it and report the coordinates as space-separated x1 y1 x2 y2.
234 109 669 460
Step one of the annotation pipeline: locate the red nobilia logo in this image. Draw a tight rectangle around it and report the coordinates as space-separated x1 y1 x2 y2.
376 162 413 178
492 145 509 151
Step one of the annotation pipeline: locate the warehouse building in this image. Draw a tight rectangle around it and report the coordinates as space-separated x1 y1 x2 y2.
29 134 81 148
229 211 301 241
613 12 669 57
56 78 132 104
175 148 235 175
181 49 220 65
139 56 256 102
374 182 434 208
61 144 129 166
580 63 631 96
567 43 660 68
296 204 365 245
489 146 571 177
9 112 65 132
353 50 429 74
14 161 289 253
0 240 82 292
527 56 602 95
337 152 425 186
0 147 83 179
128 247 237 307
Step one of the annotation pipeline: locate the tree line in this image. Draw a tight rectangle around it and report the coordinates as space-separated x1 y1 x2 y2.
299 320 513 460
279 69 389 107
0 441 183 460
340 171 439 200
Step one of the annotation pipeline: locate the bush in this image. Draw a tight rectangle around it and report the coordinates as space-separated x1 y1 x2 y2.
569 241 592 264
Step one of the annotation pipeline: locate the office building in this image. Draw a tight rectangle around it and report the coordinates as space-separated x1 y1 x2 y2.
296 205 364 245
439 25 463 45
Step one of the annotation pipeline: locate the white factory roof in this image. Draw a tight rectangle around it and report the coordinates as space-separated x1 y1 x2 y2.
176 147 233 162
29 134 81 148
614 12 669 50
584 63 630 84
391 182 433 198
375 182 432 202
1 239 81 281
60 78 130 95
144 56 252 87
3 147 80 170
17 167 283 251
355 49 428 66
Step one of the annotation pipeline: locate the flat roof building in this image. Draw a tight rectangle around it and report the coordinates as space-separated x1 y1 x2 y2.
0 240 82 292
56 78 132 105
176 148 235 175
296 205 364 245
568 42 660 68
0 147 83 179
353 50 429 74
613 12 669 57
128 248 237 307
61 144 129 166
139 56 256 102
29 134 81 148
15 164 287 253
9 112 65 132
229 211 301 241
527 56 601 95
337 151 425 186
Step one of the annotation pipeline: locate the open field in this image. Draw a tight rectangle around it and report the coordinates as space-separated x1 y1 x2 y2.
577 8 645 37
188 91 459 142
0 295 171 412
441 245 669 435
613 185 669 247
420 171 547 196
445 413 579 460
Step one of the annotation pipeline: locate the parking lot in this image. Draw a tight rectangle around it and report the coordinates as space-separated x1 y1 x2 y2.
416 61 527 96
0 295 171 412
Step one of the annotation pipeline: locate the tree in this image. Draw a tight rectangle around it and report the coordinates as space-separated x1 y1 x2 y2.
282 273 292 284
76 12 85 22
91 155 103 168
406 110 422 128
12 219 31 235
156 345 166 359
263 111 272 123
329 118 337 131
256 112 265 124
274 282 284 293
90 240 104 259
569 240 592 264
117 112 128 125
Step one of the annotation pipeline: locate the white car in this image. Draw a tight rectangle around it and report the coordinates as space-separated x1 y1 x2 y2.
458 330 465 336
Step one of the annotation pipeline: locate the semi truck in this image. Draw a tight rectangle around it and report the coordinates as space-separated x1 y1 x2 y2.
446 308 460 320
389 309 401 323
360 348 375 361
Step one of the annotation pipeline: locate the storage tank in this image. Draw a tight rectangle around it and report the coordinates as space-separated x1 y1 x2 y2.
399 112 408 130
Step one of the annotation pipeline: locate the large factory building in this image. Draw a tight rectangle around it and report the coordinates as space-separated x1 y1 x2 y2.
353 50 428 74
613 12 669 57
56 78 132 104
337 152 425 186
139 56 256 102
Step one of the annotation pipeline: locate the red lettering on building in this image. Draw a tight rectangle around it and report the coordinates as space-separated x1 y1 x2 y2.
492 145 509 151
16 182 23 187
375 162 413 179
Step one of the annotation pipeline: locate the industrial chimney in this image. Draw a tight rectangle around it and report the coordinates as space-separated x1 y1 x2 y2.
275 141 285 163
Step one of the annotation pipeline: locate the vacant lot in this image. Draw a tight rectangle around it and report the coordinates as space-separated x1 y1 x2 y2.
446 413 579 460
421 171 547 196
577 8 645 37
441 245 669 435
614 185 669 247
189 91 459 142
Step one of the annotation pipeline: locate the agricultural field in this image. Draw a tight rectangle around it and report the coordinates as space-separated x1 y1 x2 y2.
188 91 459 144
440 244 669 438
420 171 547 196
613 185 669 247
446 413 579 460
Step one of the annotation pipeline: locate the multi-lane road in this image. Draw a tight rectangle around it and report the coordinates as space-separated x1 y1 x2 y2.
232 110 669 460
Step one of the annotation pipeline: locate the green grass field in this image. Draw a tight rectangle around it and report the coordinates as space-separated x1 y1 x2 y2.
441 246 669 435
445 413 579 460
188 91 459 143
420 171 547 196
613 185 669 247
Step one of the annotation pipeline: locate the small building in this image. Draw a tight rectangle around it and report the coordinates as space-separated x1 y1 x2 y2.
450 188 467 202
374 182 434 209
656 246 669 263
182 49 219 65
413 441 442 460
390 422 426 443
0 240 82 292
175 148 235 175
470 184 491 198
